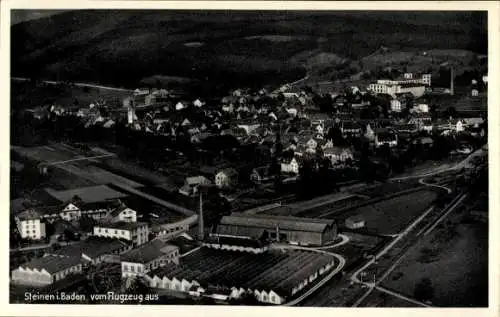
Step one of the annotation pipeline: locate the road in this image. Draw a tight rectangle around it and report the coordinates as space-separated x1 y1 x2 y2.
45 154 116 166
390 148 485 181
12 77 133 92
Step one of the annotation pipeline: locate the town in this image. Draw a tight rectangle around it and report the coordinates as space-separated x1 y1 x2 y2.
10 11 489 308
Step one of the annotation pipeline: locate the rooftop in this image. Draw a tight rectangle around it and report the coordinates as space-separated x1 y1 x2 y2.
218 214 335 234
18 254 82 274
95 221 147 231
121 239 178 264
48 236 131 259
46 185 127 203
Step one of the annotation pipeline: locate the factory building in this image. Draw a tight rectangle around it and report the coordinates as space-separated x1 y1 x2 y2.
11 255 83 287
215 214 337 246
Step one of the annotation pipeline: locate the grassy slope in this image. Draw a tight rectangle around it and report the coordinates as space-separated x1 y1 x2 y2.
11 11 486 90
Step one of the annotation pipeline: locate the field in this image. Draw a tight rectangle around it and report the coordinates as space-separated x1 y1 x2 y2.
381 200 488 307
11 80 130 110
12 11 486 90
324 189 438 235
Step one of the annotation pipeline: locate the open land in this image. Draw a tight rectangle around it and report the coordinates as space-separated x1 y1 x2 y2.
381 196 488 307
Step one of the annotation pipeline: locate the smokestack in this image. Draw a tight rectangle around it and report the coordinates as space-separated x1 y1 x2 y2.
450 67 454 96
276 225 280 243
198 191 204 241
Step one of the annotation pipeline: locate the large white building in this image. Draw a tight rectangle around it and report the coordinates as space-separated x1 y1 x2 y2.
368 83 426 98
93 222 149 247
15 210 46 240
376 73 432 86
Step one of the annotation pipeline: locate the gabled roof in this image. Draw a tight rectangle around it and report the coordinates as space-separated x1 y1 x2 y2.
218 214 335 233
48 236 131 260
18 254 82 274
16 209 44 221
95 221 147 231
323 147 352 156
186 176 211 186
217 168 238 178
121 239 178 264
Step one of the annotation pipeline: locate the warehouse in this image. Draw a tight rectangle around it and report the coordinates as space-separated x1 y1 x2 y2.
144 248 338 305
11 255 83 286
215 214 337 246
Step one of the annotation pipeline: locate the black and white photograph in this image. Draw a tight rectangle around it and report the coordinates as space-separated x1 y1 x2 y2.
5 1 497 314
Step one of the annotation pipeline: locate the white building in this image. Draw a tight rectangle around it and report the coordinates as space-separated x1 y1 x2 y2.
215 168 239 189
281 157 300 174
390 99 402 112
15 210 46 240
345 216 365 229
471 89 479 97
323 147 353 165
417 104 429 113
11 255 83 287
121 239 179 278
93 222 149 247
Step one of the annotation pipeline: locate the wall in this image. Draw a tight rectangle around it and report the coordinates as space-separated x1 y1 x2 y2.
11 268 52 286
121 261 145 278
18 219 46 240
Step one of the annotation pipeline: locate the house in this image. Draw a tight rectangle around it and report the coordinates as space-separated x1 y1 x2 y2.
345 216 365 229
15 210 46 240
393 124 418 135
215 168 239 189
364 124 375 141
323 147 354 165
281 157 300 175
175 102 187 111
390 99 402 112
102 203 137 223
103 119 115 128
341 121 362 138
222 103 234 113
470 126 486 138
416 104 429 113
151 217 194 240
250 166 275 185
463 117 484 127
408 113 432 130
121 239 179 278
11 255 83 287
134 88 150 96
93 222 149 247
374 128 398 148
471 89 479 97
413 137 434 148
178 176 211 197
452 119 465 133
237 123 260 135
193 99 205 108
